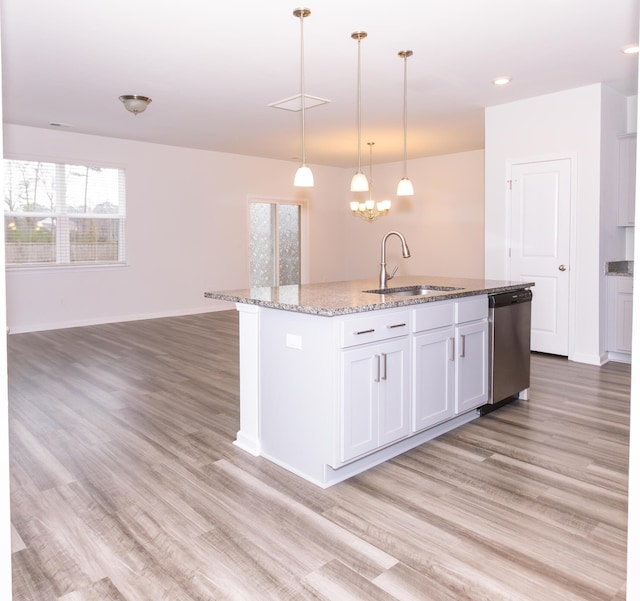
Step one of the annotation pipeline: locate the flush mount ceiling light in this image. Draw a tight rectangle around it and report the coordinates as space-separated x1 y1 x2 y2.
397 50 414 197
350 31 369 193
119 95 152 115
293 8 314 188
350 142 391 221
622 44 640 55
492 76 512 86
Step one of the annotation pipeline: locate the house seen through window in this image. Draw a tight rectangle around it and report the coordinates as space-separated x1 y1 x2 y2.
3 159 126 267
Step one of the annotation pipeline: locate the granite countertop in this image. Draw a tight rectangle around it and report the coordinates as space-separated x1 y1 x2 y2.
606 260 634 277
204 275 535 317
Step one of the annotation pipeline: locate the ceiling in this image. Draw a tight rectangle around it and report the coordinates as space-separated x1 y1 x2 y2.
1 0 639 168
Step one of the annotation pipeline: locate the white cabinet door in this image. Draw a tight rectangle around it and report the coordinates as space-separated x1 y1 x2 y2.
615 288 634 353
413 327 455 432
341 345 378 462
617 134 636 227
455 320 489 414
613 277 633 353
607 277 634 356
378 338 411 446
340 338 410 463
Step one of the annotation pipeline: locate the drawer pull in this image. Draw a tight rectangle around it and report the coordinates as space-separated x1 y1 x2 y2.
387 323 407 329
355 328 375 335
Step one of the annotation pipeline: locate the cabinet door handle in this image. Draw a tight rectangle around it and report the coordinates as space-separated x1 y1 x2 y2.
449 337 455 361
381 353 388 380
387 323 406 329
374 354 381 382
459 334 466 358
355 328 375 336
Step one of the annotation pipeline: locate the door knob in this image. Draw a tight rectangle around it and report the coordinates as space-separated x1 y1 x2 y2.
559 264 567 271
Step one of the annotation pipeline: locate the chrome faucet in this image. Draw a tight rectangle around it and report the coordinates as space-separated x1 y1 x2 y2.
379 231 411 289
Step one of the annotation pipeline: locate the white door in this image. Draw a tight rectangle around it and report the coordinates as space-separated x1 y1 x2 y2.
509 158 571 355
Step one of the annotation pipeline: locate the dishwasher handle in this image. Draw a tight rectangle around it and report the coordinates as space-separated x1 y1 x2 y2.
489 289 532 308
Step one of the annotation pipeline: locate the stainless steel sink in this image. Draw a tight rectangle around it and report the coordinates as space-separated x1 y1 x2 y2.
363 285 463 296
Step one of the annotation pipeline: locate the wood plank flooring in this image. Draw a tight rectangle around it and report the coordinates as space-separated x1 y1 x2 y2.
8 311 630 600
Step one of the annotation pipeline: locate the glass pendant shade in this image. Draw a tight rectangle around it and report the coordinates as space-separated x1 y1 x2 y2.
294 165 314 187
397 177 414 196
351 171 369 192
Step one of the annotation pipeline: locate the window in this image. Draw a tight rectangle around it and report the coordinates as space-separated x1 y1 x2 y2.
249 201 301 287
3 159 126 267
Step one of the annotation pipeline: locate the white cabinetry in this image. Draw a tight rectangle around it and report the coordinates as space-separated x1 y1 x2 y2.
413 326 455 431
607 276 633 360
412 296 488 432
338 309 410 463
455 319 489 413
341 337 410 462
617 133 636 227
250 295 489 488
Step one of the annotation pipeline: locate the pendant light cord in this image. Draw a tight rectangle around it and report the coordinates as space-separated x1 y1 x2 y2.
368 141 374 202
300 12 307 165
402 54 408 178
357 37 363 173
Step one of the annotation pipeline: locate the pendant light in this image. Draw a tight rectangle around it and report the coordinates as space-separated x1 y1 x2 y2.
397 50 414 196
350 31 369 192
293 8 314 187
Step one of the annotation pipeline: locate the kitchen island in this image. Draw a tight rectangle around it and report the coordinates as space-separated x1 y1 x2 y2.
205 275 533 488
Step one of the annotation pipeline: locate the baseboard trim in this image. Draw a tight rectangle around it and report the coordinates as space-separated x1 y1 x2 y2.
8 301 235 334
606 350 632 364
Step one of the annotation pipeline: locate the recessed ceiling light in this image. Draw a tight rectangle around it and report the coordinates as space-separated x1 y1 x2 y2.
493 77 511 86
622 44 640 55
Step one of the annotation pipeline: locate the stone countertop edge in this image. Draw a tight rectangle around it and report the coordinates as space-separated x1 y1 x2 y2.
204 275 535 317
605 260 634 276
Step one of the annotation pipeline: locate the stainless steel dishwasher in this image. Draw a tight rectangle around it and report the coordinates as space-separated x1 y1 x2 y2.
483 289 533 413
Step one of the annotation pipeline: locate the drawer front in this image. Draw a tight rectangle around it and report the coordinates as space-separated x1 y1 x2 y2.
412 300 454 333
340 310 410 348
455 295 488 324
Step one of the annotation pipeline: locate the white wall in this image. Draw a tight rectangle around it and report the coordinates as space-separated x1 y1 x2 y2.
342 150 485 281
0 31 13 601
3 124 349 332
485 84 628 365
4 125 486 333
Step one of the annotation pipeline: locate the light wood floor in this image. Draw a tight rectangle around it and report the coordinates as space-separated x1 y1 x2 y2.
8 311 630 600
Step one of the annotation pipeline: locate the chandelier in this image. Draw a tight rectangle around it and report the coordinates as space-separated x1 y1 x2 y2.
350 142 391 222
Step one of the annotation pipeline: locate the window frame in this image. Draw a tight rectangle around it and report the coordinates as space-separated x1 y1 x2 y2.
3 155 127 270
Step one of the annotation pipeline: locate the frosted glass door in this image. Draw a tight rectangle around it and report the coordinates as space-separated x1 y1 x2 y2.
250 202 300 287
